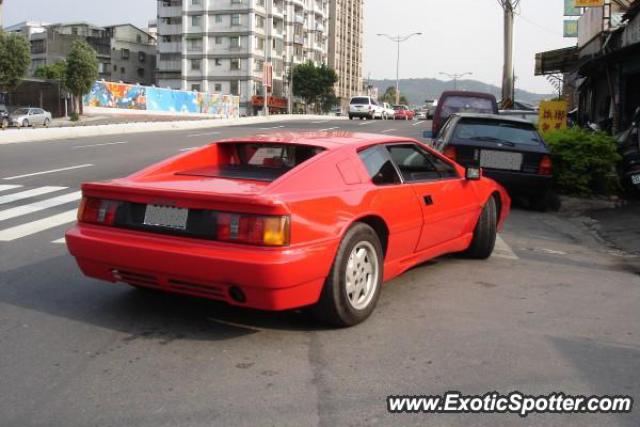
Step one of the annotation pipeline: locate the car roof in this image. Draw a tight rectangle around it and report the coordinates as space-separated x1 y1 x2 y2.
214 132 414 150
452 112 535 125
440 90 497 100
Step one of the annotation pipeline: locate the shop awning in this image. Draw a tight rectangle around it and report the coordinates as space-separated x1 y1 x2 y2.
535 46 579 76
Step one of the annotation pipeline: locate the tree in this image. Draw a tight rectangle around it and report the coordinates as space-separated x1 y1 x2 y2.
0 31 32 94
65 40 98 115
292 61 338 113
35 61 67 81
380 86 408 105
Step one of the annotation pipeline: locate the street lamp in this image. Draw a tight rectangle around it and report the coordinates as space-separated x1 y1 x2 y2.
439 72 473 90
376 32 422 105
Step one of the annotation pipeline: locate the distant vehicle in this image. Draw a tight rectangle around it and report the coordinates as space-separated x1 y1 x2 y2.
427 113 555 211
424 99 437 119
393 105 415 120
349 96 378 120
331 107 342 117
382 102 395 120
416 110 428 121
499 109 539 126
432 91 499 137
10 107 52 128
0 104 9 130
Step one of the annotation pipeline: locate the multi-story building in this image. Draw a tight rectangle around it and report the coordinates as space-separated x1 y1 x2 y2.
156 0 329 115
105 24 158 86
328 0 364 110
6 22 158 85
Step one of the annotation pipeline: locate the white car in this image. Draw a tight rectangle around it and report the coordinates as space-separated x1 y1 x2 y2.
382 102 395 120
10 107 52 128
349 96 378 120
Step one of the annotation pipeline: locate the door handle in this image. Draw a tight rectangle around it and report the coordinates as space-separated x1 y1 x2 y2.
423 195 434 205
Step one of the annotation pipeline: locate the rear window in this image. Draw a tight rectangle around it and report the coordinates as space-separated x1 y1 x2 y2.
13 108 29 115
350 97 370 105
178 143 324 182
453 119 543 146
440 96 495 120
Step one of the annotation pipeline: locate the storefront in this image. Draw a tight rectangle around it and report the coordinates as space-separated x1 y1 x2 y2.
251 95 288 115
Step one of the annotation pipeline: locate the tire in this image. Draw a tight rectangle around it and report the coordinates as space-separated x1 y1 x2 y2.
312 223 383 327
22 119 29 128
359 116 364 120
43 118 50 128
1 118 8 130
462 196 497 259
349 115 354 120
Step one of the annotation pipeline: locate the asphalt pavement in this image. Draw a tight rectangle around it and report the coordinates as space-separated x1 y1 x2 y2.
0 117 638 426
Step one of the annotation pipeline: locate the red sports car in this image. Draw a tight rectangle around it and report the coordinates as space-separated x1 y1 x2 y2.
393 105 415 120
66 132 510 326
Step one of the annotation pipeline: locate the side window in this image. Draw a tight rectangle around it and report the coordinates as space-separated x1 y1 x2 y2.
359 145 402 186
387 144 457 182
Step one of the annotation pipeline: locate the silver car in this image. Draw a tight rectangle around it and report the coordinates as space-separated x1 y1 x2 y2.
10 107 52 128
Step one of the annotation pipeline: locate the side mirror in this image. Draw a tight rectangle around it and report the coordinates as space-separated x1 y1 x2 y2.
422 130 434 139
465 166 482 181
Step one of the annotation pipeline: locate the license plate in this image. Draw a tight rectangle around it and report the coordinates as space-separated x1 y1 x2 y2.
632 173 640 185
480 150 523 171
144 205 188 230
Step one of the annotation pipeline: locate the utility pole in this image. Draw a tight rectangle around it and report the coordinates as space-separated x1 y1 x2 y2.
263 0 272 117
376 32 422 105
439 72 473 90
498 0 520 110
0 0 4 30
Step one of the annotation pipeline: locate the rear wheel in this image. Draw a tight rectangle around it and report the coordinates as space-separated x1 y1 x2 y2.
43 118 50 128
312 223 383 327
22 119 29 128
1 118 8 130
349 115 354 120
462 196 497 259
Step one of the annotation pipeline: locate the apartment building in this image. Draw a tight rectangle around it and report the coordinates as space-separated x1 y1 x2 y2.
328 0 364 110
105 24 158 86
157 0 329 115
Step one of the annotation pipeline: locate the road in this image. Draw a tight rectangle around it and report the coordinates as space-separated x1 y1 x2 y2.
0 118 638 426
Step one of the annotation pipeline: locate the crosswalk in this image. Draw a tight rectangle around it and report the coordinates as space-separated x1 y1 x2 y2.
0 184 80 244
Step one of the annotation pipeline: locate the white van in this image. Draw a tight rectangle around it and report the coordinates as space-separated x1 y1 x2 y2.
349 96 382 120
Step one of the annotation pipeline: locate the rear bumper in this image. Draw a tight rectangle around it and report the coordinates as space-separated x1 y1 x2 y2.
66 224 340 311
483 169 552 196
349 111 372 118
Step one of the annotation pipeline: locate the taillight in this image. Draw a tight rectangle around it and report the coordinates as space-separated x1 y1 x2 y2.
539 155 552 176
78 197 121 225
217 213 290 246
443 146 457 161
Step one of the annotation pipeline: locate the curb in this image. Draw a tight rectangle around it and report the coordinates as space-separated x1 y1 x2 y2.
0 115 346 145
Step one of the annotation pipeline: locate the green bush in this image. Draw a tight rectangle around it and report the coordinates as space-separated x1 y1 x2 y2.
69 112 80 122
544 128 621 196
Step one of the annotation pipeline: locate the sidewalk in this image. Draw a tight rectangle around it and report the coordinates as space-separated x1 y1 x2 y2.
586 201 640 256
49 113 209 128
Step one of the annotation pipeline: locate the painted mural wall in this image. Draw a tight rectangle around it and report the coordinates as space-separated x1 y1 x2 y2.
83 81 240 119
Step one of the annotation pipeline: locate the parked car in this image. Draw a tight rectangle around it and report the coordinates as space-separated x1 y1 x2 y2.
0 104 10 130
432 91 499 137
66 132 510 326
427 113 554 210
10 107 52 128
393 105 415 120
416 110 428 121
349 96 378 120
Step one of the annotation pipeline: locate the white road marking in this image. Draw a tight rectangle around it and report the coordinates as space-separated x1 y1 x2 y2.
258 125 286 130
0 185 23 193
381 129 397 133
179 147 200 152
52 237 66 244
0 187 67 206
319 127 339 131
492 235 519 260
187 131 220 138
3 164 93 181
0 209 77 241
73 141 128 149
412 121 422 126
311 120 329 124
0 191 81 221
358 122 373 126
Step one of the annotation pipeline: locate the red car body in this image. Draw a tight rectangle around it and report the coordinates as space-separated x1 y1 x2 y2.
66 132 510 313
393 106 415 120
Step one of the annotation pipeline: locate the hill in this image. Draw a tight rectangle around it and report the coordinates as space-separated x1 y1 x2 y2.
370 78 553 107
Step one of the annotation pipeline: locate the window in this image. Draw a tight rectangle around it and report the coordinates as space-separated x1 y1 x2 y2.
191 15 202 27
191 59 201 71
215 15 223 23
231 0 242 4
256 15 265 29
231 14 241 26
229 36 241 48
214 83 222 92
191 84 201 91
121 67 126 74
138 52 146 63
215 36 223 45
386 144 457 182
358 146 401 186
230 80 239 95
256 37 265 50
136 34 142 43
214 58 222 66
254 59 264 72
113 64 118 71
230 58 240 70
191 0 202 4
187 38 203 51
137 67 145 77
452 119 544 146
121 48 130 59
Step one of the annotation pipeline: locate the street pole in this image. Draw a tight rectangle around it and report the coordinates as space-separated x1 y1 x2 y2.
439 72 472 91
377 32 422 105
263 0 272 117
499 0 519 109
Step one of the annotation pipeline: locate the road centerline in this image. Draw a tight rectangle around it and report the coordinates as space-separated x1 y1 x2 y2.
3 164 94 181
72 142 128 149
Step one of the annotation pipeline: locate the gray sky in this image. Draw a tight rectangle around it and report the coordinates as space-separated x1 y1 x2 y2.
4 0 571 93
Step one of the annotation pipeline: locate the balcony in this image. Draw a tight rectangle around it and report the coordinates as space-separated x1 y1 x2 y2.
158 60 182 72
294 35 304 45
158 5 182 18
294 14 305 25
158 42 183 53
159 22 182 36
